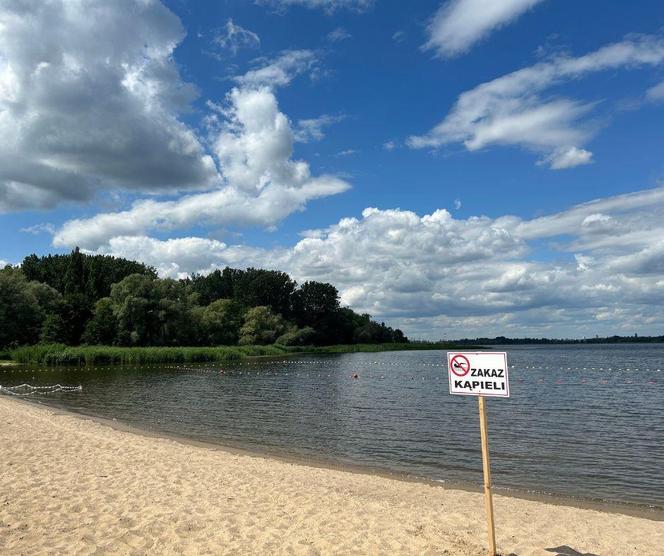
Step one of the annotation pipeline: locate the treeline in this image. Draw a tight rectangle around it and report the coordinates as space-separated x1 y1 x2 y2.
0 249 407 349
452 335 664 345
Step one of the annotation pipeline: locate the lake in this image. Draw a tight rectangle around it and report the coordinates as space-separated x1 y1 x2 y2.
1 344 663 508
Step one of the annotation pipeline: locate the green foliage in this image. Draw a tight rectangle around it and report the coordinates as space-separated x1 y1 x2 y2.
61 292 92 345
82 298 118 345
276 326 316 346
3 251 409 349
64 247 85 295
190 267 296 317
187 268 236 305
0 268 43 347
107 274 201 346
10 344 282 366
40 313 68 344
292 281 341 344
22 249 156 300
9 342 448 366
201 299 244 345
239 306 288 345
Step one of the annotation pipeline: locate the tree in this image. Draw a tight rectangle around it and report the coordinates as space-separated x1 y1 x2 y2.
60 293 92 345
292 281 342 344
26 280 63 316
83 298 118 345
0 268 42 347
276 326 316 346
238 306 288 345
111 274 162 345
154 279 199 345
234 268 297 317
11 253 408 348
201 299 244 345
109 275 200 346
188 268 237 305
64 247 85 295
22 251 156 299
41 313 68 344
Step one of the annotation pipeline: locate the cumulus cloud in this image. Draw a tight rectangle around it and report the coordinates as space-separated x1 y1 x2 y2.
89 187 664 338
409 35 664 168
424 0 547 58
93 236 264 279
212 19 260 55
48 22 349 250
0 0 218 211
54 85 350 249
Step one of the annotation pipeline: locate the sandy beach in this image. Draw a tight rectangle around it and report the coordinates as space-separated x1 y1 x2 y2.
0 397 662 555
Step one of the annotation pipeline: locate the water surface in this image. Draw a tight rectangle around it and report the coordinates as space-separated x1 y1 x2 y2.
1 344 663 508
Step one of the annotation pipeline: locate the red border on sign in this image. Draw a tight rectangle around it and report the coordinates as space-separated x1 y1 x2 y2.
450 354 470 376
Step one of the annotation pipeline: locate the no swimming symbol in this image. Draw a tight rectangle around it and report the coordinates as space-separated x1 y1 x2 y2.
450 354 470 377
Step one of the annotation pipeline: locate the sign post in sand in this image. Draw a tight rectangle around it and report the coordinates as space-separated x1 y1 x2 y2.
447 351 509 556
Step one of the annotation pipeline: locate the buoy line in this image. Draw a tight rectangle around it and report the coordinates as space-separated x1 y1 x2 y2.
0 384 82 396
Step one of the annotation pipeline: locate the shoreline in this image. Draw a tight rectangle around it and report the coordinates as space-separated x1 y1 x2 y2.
9 395 664 522
8 343 466 367
2 395 664 555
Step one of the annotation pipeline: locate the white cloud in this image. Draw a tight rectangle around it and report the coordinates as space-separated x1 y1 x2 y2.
54 86 350 250
256 0 373 13
0 0 218 211
424 0 547 58
91 187 664 338
20 223 55 235
542 146 593 170
383 140 397 151
234 50 318 89
49 24 351 251
392 31 406 43
95 236 263 280
326 27 351 43
212 19 260 55
409 35 664 168
453 198 461 210
294 114 345 143
646 80 664 102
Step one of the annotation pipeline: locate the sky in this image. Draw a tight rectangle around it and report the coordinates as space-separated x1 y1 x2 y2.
1 0 664 340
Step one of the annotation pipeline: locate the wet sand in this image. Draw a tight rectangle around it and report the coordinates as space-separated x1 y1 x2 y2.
0 396 662 555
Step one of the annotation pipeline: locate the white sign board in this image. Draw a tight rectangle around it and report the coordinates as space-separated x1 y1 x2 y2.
447 352 509 398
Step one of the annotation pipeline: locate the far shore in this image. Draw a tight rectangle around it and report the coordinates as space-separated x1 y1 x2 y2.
1 396 663 555
6 341 474 367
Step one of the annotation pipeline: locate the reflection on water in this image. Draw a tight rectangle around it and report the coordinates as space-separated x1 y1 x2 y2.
1 344 663 507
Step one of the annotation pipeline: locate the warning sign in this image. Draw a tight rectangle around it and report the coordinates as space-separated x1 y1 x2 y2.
447 352 509 398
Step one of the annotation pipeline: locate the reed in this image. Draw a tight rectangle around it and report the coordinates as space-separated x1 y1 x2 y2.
9 342 460 366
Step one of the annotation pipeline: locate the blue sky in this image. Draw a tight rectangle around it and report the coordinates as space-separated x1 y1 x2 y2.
2 0 664 338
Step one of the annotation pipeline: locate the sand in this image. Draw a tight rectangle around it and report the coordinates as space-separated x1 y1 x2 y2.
0 397 662 556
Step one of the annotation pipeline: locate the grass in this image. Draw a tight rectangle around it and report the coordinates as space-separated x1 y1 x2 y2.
9 342 463 367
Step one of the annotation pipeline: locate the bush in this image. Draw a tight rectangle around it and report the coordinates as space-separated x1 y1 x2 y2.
276 326 316 346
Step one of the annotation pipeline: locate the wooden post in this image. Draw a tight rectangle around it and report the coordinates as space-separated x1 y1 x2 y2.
479 395 497 556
